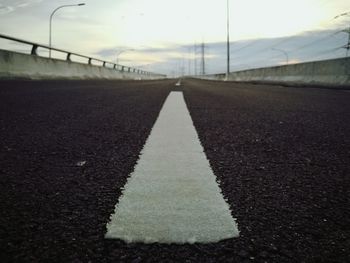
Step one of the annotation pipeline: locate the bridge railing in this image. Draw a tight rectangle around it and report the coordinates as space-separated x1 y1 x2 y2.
0 33 161 76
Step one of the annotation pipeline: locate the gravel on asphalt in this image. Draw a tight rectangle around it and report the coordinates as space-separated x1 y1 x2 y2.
0 79 349 262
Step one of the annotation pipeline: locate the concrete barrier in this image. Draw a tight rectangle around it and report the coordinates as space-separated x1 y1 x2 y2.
198 57 350 88
0 49 165 80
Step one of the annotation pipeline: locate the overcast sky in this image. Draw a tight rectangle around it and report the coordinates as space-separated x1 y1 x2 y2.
0 0 349 76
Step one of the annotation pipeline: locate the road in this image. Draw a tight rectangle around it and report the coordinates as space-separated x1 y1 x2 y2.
0 79 349 262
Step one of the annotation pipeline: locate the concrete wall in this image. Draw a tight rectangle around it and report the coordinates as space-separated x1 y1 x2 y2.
199 57 350 87
0 49 165 80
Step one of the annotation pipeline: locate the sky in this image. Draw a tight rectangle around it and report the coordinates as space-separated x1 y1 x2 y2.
0 0 349 76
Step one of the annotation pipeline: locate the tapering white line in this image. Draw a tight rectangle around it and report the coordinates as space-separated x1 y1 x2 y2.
105 91 239 244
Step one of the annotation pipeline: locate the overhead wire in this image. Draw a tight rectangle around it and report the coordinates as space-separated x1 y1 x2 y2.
213 5 349 73
230 27 346 70
229 7 349 67
301 46 344 61
288 29 343 54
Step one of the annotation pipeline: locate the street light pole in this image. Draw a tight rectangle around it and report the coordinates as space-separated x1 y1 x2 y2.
226 0 230 80
49 3 85 58
347 30 350 57
271 48 289 65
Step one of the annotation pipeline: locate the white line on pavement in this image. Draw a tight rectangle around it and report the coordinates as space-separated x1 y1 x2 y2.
105 91 239 244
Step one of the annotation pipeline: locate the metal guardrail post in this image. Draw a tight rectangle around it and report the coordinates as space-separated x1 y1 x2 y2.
31 45 38 56
0 33 163 78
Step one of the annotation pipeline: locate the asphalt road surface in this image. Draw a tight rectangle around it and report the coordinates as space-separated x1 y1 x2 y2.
1 79 349 262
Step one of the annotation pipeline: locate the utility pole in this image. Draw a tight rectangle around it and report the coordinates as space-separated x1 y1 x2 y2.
181 57 185 76
334 12 350 57
194 42 197 76
188 46 191 75
201 42 205 75
226 0 230 80
340 26 350 57
345 27 350 57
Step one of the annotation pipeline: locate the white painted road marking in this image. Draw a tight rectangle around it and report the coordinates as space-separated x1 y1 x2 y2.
105 91 239 244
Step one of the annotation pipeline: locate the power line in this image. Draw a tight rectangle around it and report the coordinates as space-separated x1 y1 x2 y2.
230 28 343 63
288 30 342 54
230 39 260 53
301 46 343 61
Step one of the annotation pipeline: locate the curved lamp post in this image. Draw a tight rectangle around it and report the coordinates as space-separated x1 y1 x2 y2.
116 49 135 65
271 48 289 65
49 3 85 58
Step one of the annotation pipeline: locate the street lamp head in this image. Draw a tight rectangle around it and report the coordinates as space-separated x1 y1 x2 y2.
334 11 349 19
78 3 85 6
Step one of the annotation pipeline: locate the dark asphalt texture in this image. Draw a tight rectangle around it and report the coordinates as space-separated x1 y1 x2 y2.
0 79 349 262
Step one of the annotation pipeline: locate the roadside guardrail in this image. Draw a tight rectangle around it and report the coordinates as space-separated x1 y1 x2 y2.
0 33 162 77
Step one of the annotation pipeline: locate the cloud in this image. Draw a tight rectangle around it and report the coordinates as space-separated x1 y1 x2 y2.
91 27 348 76
0 0 42 14
0 5 14 14
95 44 184 59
